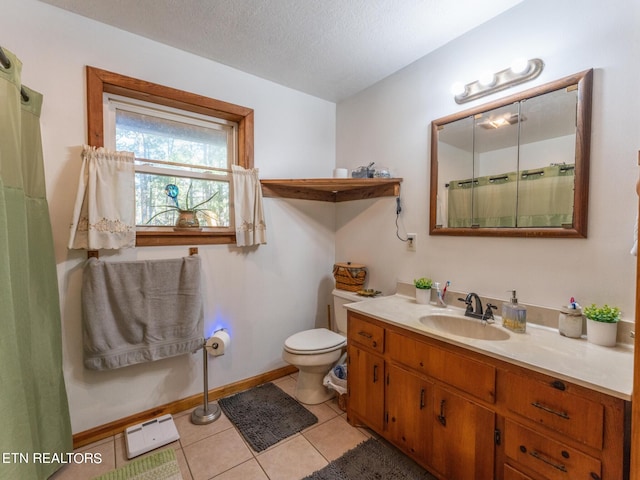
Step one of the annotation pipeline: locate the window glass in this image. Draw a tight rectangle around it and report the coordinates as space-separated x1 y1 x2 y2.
105 95 236 228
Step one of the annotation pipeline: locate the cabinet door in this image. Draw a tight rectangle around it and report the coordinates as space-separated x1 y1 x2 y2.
431 385 495 480
386 364 432 461
347 344 385 432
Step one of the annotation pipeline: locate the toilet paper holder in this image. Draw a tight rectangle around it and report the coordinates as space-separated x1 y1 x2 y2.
191 329 229 425
205 329 230 356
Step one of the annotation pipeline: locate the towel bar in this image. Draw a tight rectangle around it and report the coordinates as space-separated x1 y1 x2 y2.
87 247 197 259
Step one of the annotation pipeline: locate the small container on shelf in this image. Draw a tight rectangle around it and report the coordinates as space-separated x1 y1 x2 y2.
351 162 375 178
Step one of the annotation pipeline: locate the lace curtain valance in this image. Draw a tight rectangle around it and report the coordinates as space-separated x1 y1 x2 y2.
68 145 135 250
232 165 266 246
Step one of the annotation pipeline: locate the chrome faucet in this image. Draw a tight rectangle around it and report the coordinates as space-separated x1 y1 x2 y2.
458 293 497 323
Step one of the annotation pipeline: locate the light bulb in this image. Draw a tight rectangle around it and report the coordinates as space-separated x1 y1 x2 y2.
478 71 495 87
510 58 530 75
450 82 466 96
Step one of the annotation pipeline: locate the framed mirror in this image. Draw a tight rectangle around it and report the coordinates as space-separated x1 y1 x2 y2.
430 69 592 238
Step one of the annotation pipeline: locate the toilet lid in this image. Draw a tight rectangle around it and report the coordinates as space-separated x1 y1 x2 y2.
284 328 346 354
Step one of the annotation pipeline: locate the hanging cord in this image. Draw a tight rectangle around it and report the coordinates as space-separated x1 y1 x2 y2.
0 46 30 102
395 195 409 242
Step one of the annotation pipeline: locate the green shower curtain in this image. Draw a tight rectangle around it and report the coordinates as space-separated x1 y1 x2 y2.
0 49 72 479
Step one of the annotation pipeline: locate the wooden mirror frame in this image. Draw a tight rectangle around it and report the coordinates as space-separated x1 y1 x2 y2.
429 69 593 238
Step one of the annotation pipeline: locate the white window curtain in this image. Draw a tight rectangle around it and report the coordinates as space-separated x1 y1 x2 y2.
232 164 266 246
68 145 135 249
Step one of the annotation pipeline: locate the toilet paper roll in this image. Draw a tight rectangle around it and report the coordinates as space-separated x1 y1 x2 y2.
206 330 230 357
333 168 348 178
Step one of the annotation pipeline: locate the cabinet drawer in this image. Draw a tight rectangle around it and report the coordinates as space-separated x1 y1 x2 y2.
387 331 495 403
504 464 534 480
503 371 604 450
505 420 601 480
348 313 384 354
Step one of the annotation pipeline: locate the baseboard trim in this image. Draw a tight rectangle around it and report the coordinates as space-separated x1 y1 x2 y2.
72 365 298 449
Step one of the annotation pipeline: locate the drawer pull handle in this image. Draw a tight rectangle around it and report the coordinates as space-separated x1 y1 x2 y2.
358 331 373 339
551 380 566 391
437 399 447 426
419 389 425 410
529 449 568 473
531 402 570 420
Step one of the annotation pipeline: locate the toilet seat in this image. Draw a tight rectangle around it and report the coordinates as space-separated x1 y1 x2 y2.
284 328 346 355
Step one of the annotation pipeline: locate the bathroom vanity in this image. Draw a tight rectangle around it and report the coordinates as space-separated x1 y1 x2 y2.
346 295 632 480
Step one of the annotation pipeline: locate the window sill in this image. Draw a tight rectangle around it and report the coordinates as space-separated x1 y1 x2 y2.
135 228 236 246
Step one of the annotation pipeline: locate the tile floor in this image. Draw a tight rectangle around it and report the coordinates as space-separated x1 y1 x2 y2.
50 373 374 480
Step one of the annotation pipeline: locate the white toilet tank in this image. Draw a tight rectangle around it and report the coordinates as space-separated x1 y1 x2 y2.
332 289 364 335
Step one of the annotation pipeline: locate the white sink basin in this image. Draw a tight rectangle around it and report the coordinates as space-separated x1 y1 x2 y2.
419 314 510 341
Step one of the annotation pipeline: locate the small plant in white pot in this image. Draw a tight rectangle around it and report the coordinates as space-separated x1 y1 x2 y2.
584 304 620 347
414 277 432 305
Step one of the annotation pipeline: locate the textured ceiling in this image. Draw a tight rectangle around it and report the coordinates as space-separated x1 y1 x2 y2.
39 0 523 102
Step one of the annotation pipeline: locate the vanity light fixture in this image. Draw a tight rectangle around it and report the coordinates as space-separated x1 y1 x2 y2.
453 58 544 104
478 113 526 130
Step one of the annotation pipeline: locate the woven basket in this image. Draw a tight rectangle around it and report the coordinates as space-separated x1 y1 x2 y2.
333 262 367 292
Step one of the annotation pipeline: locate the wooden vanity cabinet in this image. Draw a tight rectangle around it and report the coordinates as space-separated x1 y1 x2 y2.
346 311 629 480
347 312 386 432
347 312 497 478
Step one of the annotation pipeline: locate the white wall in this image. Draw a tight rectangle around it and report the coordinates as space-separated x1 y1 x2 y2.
5 0 337 433
6 0 639 436
336 0 640 316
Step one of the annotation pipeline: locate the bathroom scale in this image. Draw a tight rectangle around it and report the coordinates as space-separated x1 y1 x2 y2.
125 414 180 459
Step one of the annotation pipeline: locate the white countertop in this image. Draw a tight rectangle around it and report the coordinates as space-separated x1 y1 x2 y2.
346 294 634 400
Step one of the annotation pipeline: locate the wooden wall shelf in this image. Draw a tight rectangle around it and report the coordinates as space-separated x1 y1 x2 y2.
260 178 402 202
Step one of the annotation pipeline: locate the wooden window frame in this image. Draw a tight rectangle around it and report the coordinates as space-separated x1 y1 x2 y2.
86 66 254 246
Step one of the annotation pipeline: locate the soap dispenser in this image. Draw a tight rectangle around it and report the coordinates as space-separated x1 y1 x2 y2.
502 290 527 333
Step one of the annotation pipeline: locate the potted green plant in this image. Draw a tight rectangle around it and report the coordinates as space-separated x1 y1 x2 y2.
414 277 432 304
584 303 620 347
147 183 218 229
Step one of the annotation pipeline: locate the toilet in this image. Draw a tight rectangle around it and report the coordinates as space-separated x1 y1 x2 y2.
282 289 363 404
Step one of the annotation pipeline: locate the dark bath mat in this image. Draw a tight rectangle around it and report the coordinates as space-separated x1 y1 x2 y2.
218 382 318 452
303 438 437 480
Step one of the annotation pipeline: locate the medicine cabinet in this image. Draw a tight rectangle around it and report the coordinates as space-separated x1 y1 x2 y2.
430 69 592 237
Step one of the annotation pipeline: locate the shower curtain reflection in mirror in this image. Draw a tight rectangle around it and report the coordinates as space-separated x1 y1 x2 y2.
447 164 575 228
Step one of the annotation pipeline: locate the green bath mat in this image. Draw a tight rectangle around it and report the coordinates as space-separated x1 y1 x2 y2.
91 448 181 480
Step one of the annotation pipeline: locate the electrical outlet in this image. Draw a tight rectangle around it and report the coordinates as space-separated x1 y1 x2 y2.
407 233 417 251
